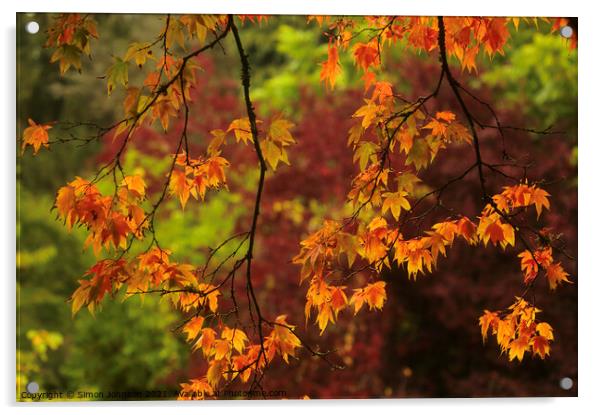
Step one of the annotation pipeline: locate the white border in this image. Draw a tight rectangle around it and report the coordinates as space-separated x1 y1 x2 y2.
3 1 600 414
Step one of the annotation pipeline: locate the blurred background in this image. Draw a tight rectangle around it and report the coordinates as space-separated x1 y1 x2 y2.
16 14 577 399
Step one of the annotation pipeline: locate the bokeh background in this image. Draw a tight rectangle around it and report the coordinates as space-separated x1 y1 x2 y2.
16 14 577 399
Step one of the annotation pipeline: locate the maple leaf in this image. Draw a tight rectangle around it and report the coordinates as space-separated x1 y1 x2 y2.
364 281 387 310
456 216 477 244
213 339 231 360
518 250 539 284
55 185 77 229
532 335 550 359
423 232 447 265
261 140 285 171
106 57 129 95
206 360 226 389
405 138 431 170
207 129 226 156
268 118 296 145
478 310 499 341
50 44 83 75
382 191 411 220
422 118 447 138
508 335 530 362
483 18 509 56
477 212 515 248
370 81 394 104
435 111 456 122
546 262 572 290
353 100 381 129
179 378 213 400
353 141 379 171
264 315 302 363
182 316 205 342
169 169 191 209
221 327 248 354
350 281 387 314
21 118 52 155
194 327 217 356
197 283 221 313
353 41 380 71
227 118 254 144
180 14 218 45
330 286 348 318
320 43 341 89
205 156 229 186
536 322 554 340
405 243 433 278
530 186 551 218
124 42 153 68
121 175 146 199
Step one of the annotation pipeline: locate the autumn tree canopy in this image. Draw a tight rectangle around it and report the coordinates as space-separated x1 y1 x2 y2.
19 14 577 399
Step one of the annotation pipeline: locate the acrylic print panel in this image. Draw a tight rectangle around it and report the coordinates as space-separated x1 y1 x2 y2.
16 13 577 401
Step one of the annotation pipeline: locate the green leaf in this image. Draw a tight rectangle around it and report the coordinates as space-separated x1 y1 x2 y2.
106 58 129 95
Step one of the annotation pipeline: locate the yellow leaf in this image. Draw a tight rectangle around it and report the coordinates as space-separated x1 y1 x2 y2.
382 191 411 220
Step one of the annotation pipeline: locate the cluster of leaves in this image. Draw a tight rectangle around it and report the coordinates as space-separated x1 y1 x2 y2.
178 315 301 398
169 153 229 209
479 298 555 361
45 13 98 75
315 16 569 91
55 176 147 256
291 14 574 365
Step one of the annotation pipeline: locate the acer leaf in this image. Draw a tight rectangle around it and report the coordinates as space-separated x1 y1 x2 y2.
354 142 379 172
508 335 530 362
124 42 153 68
21 118 52 155
546 262 572 290
382 191 411 220
106 57 129 95
182 316 205 342
320 43 341 89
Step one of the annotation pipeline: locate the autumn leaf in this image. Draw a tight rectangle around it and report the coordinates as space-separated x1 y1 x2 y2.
121 175 146 199
106 57 129 95
264 315 302 364
124 42 153 68
169 169 191 209
530 187 551 218
261 140 284 171
353 141 379 171
50 44 83 75
268 119 295 145
536 322 554 340
21 118 52 155
546 262 572 290
182 316 205 342
353 100 381 129
221 327 248 354
227 118 254 144
382 191 411 220
353 41 380 71
349 281 387 314
478 310 499 342
405 138 431 170
508 335 530 362
532 336 550 359
477 211 515 248
320 43 341 89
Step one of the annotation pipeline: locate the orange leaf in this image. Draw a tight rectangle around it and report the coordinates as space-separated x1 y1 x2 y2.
22 118 52 155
